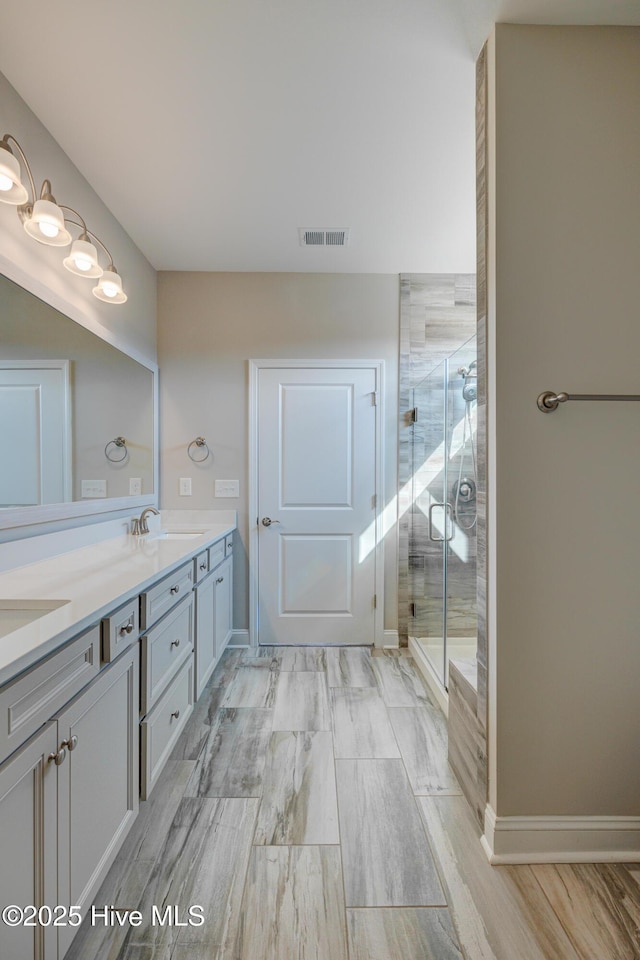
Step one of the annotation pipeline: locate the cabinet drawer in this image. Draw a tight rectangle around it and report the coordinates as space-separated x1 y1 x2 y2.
225 533 233 556
140 653 194 799
140 560 194 630
208 538 225 571
101 596 139 662
194 550 209 583
141 594 193 715
0 625 100 765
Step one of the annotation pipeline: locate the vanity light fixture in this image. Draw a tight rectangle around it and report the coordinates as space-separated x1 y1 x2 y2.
0 133 128 304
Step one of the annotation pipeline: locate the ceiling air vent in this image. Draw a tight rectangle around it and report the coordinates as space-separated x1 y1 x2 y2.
299 228 350 247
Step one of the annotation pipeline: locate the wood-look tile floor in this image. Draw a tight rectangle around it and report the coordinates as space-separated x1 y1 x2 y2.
67 646 640 960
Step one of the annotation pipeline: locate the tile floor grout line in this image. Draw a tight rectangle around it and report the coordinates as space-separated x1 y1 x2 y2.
328 654 354 960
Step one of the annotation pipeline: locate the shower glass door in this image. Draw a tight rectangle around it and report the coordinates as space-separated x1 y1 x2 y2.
410 335 477 689
410 359 448 686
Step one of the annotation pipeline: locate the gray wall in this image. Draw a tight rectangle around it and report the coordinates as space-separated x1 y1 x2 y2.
490 26 640 817
157 272 399 635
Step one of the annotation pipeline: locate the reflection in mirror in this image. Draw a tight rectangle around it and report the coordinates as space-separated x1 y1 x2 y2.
0 273 154 508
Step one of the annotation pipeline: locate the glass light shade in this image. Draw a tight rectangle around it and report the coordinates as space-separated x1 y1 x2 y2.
24 198 72 246
63 238 103 278
93 269 127 304
0 148 28 205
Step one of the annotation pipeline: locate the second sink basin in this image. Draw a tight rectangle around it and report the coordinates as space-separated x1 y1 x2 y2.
0 599 71 639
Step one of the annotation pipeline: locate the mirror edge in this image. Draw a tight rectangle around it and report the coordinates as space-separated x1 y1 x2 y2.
0 252 159 533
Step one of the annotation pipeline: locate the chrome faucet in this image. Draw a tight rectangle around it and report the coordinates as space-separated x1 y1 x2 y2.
132 506 160 535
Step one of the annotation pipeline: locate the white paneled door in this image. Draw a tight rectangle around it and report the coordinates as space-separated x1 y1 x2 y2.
253 362 382 646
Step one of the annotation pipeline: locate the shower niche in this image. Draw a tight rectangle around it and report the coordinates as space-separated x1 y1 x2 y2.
408 335 478 694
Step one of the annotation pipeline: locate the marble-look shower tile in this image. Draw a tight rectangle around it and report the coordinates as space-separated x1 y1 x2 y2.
530 863 640 960
418 796 581 960
346 907 464 960
336 758 445 907
130 798 259 952
185 708 272 797
388 706 461 796
331 687 400 759
222 665 278 708
325 647 378 687
234 846 348 960
119 760 196 861
272 671 331 731
254 731 339 845
372 653 433 707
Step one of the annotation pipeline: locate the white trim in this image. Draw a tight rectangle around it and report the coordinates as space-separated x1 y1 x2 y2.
248 358 385 649
228 629 250 648
482 803 640 863
409 636 449 717
383 629 399 647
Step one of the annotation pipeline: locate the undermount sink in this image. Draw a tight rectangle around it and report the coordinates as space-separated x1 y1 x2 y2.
0 599 71 639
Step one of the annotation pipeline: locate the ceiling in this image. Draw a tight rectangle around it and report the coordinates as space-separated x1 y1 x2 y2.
1 0 639 274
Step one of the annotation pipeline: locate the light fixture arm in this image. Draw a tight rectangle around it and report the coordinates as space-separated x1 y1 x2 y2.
63 214 117 271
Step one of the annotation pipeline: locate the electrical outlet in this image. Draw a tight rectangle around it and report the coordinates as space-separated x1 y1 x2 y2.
215 479 239 498
129 477 142 496
81 479 107 498
179 477 192 496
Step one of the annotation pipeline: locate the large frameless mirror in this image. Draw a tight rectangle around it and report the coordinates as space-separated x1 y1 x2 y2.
0 272 156 528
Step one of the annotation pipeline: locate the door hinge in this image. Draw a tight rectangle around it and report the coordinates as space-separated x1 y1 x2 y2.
371 392 378 406
371 493 377 510
409 601 416 618
410 407 418 423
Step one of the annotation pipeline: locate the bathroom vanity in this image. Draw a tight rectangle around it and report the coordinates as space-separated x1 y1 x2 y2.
0 513 235 960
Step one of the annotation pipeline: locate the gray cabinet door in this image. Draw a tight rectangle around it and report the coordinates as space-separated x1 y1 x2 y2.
0 722 58 960
214 556 233 658
195 572 216 700
55 647 139 957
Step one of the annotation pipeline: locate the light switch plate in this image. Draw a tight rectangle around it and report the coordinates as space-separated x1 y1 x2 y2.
129 477 142 496
179 477 192 496
82 480 107 498
215 479 239 498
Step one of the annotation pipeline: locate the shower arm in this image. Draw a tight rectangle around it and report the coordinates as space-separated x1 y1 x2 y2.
537 391 640 413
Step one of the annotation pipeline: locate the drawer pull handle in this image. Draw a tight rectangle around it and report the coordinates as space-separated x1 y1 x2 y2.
199 562 207 570
216 577 224 584
120 622 134 635
171 709 180 720
48 747 66 766
61 736 78 752
170 585 180 595
171 638 181 648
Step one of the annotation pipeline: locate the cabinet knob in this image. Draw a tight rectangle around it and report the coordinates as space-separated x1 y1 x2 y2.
170 709 180 720
199 562 207 570
61 736 78 752
171 638 181 648
120 622 134 636
170 585 180 595
48 747 66 766
216 577 224 584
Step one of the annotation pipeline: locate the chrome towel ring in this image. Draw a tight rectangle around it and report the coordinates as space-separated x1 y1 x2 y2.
105 436 128 462
188 437 210 462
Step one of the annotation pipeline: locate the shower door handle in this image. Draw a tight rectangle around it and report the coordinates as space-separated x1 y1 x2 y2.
428 503 455 542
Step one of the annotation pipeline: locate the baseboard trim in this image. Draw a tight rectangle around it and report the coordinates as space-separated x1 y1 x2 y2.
482 803 640 863
383 629 399 648
227 629 250 648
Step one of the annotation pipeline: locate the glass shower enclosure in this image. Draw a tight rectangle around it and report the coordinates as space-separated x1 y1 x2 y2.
409 335 478 689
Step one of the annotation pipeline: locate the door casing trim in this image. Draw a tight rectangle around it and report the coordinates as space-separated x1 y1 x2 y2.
248 358 385 649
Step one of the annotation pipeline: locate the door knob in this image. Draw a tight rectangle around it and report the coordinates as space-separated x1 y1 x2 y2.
261 517 281 527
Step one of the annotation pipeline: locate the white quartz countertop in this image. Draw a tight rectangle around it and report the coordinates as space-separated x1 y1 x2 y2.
0 511 236 687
